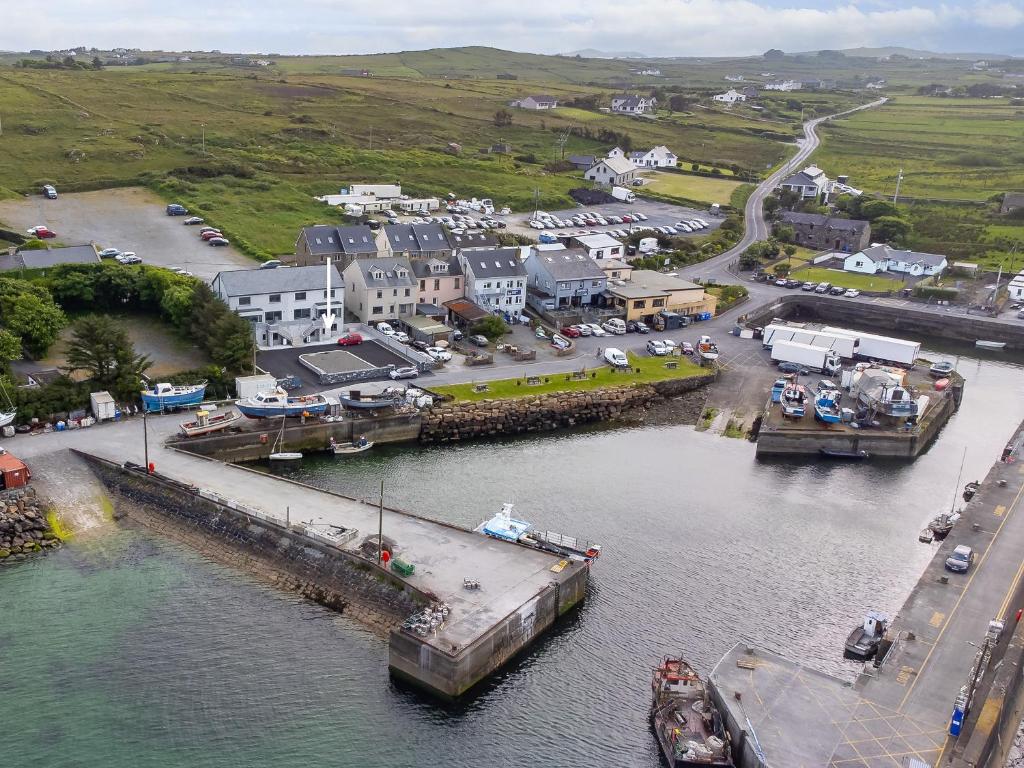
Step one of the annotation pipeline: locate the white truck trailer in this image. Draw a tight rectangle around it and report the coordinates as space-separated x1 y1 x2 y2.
611 186 636 203
762 323 857 359
89 391 116 421
821 326 921 366
771 340 842 375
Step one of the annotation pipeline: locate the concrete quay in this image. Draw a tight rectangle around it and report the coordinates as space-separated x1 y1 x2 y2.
10 415 591 700
710 419 1024 767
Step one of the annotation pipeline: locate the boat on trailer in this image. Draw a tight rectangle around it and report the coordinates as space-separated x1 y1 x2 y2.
474 503 602 564
338 394 401 410
814 390 843 424
178 409 240 437
236 388 328 418
844 611 889 660
651 656 734 767
975 340 1006 350
141 381 207 412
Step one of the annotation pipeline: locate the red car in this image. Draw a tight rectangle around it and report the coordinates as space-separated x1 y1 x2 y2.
620 215 634 223
200 230 224 241
560 326 581 338
337 333 363 346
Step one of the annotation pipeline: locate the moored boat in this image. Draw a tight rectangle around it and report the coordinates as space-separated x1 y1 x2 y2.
963 481 980 502
819 448 869 460
141 381 207 412
651 657 733 767
236 388 328 418
975 340 1006 350
844 611 889 660
331 435 374 455
0 411 15 429
178 409 241 437
269 451 303 461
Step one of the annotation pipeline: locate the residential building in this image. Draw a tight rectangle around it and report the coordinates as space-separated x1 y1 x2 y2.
603 270 717 323
342 257 417 324
584 156 638 187
510 95 558 110
1 244 100 271
411 255 463 308
1001 192 1024 214
713 89 746 104
627 145 677 168
567 154 596 170
212 265 343 348
637 68 661 76
607 147 627 160
594 257 633 282
764 80 802 91
843 244 948 277
742 86 760 99
293 224 381 268
724 74 745 82
610 95 657 115
572 233 625 260
384 223 455 260
524 248 607 311
779 165 830 201
459 248 528 319
1008 270 1024 300
778 212 871 253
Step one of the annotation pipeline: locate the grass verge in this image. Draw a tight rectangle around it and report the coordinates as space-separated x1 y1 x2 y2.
792 267 903 291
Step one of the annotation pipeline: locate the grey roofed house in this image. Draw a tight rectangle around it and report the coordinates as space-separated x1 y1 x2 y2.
448 231 499 249
779 211 867 233
213 264 343 297
461 248 528 278
778 211 871 253
859 243 946 268
409 254 462 278
385 223 455 254
13 244 100 270
1002 192 1024 214
534 249 606 280
351 256 416 288
297 224 378 257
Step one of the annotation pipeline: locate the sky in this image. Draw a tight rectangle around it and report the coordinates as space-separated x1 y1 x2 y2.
0 0 1022 58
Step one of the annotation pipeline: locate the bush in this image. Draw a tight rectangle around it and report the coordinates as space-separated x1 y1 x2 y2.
913 285 959 300
772 263 791 277
470 315 509 341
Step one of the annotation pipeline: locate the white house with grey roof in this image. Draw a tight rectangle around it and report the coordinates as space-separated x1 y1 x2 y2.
459 248 528 319
611 95 657 115
571 233 625 260
779 165 830 201
584 156 638 187
843 244 948 277
627 145 677 168
510 95 558 110
525 247 607 311
212 265 343 349
342 256 417 324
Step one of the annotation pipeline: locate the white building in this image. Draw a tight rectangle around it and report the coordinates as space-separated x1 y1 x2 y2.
572 233 625 260
584 156 638 187
1008 270 1024 300
764 80 802 91
843 244 948 277
779 165 830 201
713 89 747 104
315 183 403 215
628 145 678 168
212 265 343 349
610 95 657 115
510 95 558 110
459 248 528 320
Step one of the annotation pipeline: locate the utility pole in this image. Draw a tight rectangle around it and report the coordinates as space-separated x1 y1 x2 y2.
369 125 373 150
143 409 150 472
201 123 206 154
892 168 904 204
377 480 384 565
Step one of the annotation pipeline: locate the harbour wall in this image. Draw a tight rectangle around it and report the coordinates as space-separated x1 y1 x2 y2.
742 294 1024 350
388 562 589 699
77 452 428 632
419 374 717 444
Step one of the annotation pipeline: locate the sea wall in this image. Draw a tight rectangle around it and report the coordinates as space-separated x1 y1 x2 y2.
0 486 61 562
78 453 428 632
419 373 716 444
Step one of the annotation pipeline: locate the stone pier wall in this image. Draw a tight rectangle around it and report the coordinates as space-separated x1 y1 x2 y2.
419 373 716 444
0 486 61 562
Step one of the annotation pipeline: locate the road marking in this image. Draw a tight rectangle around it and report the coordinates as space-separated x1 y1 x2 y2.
896 666 915 685
929 611 946 628
996 553 1024 621
995 505 1006 517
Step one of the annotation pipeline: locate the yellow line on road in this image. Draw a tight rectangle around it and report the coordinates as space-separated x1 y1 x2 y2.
997 552 1024 621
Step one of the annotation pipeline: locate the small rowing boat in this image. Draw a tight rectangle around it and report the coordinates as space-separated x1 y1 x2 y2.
331 436 374 455
819 448 869 460
975 340 1006 350
178 410 240 437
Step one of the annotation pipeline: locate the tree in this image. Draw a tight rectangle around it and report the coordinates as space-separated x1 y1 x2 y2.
783 245 797 258
0 329 21 367
63 315 151 400
470 315 509 341
91 56 103 70
669 95 692 112
774 224 795 242
763 195 782 218
860 200 900 220
0 281 65 358
872 216 911 244
763 49 785 60
493 109 512 127
772 263 791 277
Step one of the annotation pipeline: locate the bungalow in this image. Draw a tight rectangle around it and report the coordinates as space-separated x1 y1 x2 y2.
628 145 677 168
584 156 637 187
611 95 657 115
342 256 417 324
604 270 716 323
713 89 746 104
778 211 870 253
212 264 343 348
293 224 381 268
525 248 607 311
510 95 558 110
843 244 948 277
2 244 100 271
572 233 625 260
779 165 830 201
459 248 528 320
764 80 801 91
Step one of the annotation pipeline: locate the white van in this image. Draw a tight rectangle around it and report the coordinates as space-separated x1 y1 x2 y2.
604 348 629 367
602 318 626 335
376 322 395 336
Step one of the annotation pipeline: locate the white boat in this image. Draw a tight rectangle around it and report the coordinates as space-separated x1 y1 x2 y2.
331 437 374 455
975 340 1006 350
0 411 15 429
269 452 303 461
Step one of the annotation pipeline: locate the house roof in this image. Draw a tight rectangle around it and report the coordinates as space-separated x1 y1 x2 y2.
524 94 557 103
856 244 947 267
780 170 824 188
448 231 499 249
461 248 528 279
594 257 631 271
18 244 99 269
573 233 623 250
349 256 416 288
612 95 650 108
443 298 490 323
300 225 378 256
532 249 607 281
214 264 343 297
628 150 646 160
567 154 596 167
385 223 453 253
409 255 462 278
779 211 869 233
1003 192 1024 210
605 270 703 299
590 156 635 176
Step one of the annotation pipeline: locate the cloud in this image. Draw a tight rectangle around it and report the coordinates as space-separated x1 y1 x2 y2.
0 0 1020 56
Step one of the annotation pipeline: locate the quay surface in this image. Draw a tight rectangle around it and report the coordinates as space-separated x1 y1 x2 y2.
11 415 590 699
711 419 1024 767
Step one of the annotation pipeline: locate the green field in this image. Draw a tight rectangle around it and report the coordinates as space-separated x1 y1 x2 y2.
813 97 1024 201
793 267 903 291
642 171 744 205
432 353 705 402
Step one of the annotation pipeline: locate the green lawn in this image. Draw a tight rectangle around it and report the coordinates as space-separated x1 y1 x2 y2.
431 353 705 402
793 267 903 291
641 171 743 205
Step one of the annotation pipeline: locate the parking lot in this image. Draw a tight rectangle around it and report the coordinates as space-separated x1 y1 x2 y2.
0 187 253 281
505 198 722 241
257 339 418 392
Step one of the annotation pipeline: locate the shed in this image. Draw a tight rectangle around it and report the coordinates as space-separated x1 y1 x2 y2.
443 298 490 327
402 315 452 344
235 374 278 399
951 261 980 277
0 450 30 489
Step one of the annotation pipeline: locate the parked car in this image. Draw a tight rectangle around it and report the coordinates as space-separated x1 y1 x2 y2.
389 366 419 380
634 212 648 221
647 339 669 356
426 346 452 362
392 331 411 344
166 204 188 215
337 333 363 346
172 268 194 277
468 334 489 347
814 282 832 294
411 340 430 352
634 321 650 334
785 279 802 288
116 253 141 264
844 289 861 298
945 544 974 573
208 237 230 246
560 326 581 338
572 324 592 336
183 216 205 225
586 323 608 337
98 248 121 259
604 348 629 367
801 282 817 292
662 339 678 351
376 322 395 336
774 278 788 287
681 341 694 355
198 226 220 235
602 319 626 335
42 184 57 199
259 260 283 269
829 286 846 296
778 361 809 375
200 230 224 241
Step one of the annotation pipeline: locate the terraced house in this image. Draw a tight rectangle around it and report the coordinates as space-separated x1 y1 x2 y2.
778 212 871 254
459 248 527 320
342 257 417 324
292 224 381 268
524 247 607 312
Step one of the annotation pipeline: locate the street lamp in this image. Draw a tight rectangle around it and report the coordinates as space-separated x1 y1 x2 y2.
143 409 150 472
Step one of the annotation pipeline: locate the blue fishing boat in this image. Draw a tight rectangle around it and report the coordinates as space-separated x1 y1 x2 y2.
236 388 329 419
814 389 843 424
780 383 807 419
141 381 207 412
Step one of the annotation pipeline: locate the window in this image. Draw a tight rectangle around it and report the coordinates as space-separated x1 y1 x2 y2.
653 298 665 308
506 280 513 288
372 306 383 315
611 271 620 279
293 308 311 320
294 292 306 301
433 279 440 291
237 297 251 306
376 290 383 299
454 278 460 290
269 294 281 303
404 288 411 297
265 311 282 322
592 280 601 287
389 305 395 314
484 282 492 289
420 279 426 291
855 260 864 267
517 280 523 288
633 300 646 309
392 289 397 297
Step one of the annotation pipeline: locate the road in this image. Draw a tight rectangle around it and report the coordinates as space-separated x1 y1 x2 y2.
678 97 888 287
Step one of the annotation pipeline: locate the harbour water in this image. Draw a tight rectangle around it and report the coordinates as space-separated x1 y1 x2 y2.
2 351 1022 767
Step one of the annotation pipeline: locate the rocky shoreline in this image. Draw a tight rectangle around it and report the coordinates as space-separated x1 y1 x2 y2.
0 486 61 562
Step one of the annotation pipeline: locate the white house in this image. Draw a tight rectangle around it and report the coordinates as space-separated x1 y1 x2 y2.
611 95 657 115
843 244 948 277
628 145 677 168
572 233 625 260
510 95 558 110
1008 270 1024 300
459 248 528 320
212 265 344 349
713 89 747 104
764 80 802 91
779 165 830 201
584 156 637 187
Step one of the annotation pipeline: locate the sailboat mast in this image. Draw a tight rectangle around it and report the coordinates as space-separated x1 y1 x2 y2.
951 447 967 514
